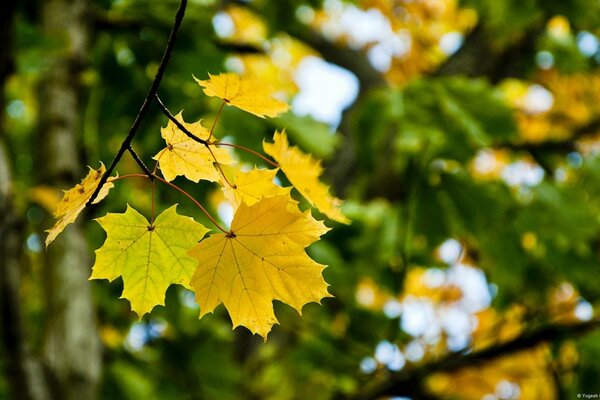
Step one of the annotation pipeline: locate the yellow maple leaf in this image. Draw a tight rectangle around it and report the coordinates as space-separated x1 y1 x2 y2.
91 205 209 317
46 163 114 246
188 194 331 339
263 130 349 224
195 73 289 118
222 167 291 210
153 112 233 182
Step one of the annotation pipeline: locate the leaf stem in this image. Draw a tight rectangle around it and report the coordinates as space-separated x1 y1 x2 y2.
108 173 149 183
151 179 156 225
207 101 225 141
205 145 236 188
109 173 229 234
86 0 187 206
153 175 229 234
212 141 279 168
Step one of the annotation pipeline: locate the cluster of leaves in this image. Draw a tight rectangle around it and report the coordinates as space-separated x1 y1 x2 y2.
10 0 600 398
46 72 348 339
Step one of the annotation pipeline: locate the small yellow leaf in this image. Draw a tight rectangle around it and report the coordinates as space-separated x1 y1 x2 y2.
154 111 234 182
188 194 331 339
46 163 114 246
222 167 290 210
29 185 62 214
263 130 349 224
195 73 289 118
91 205 209 317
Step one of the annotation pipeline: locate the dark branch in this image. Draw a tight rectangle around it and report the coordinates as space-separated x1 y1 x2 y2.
86 0 187 206
436 20 545 83
153 94 208 145
350 318 600 400
127 146 153 178
213 41 265 54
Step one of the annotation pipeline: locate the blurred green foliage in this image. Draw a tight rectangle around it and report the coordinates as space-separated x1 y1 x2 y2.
4 0 600 399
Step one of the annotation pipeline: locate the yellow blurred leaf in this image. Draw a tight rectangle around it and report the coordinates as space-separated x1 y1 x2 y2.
402 267 463 304
224 5 267 46
195 73 289 118
29 185 61 214
427 344 555 400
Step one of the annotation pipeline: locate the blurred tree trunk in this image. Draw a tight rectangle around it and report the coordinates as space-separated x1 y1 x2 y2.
0 5 51 400
38 0 101 399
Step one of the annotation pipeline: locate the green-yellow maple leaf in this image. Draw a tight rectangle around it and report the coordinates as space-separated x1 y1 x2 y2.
188 194 331 339
221 167 290 210
195 73 289 118
263 130 349 224
91 205 209 317
153 112 233 182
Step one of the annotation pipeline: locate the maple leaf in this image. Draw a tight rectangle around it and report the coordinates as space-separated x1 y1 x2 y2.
195 73 289 118
222 167 290 210
154 111 233 182
188 194 331 339
46 163 114 246
91 205 209 317
263 130 349 224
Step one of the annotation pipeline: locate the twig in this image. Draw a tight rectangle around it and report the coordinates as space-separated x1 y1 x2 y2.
208 101 225 141
154 94 208 145
155 95 279 168
86 0 188 206
153 94 235 186
127 145 153 178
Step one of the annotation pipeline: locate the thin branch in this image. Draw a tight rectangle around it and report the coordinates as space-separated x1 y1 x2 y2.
154 95 235 186
110 173 229 234
86 0 188 206
127 145 153 178
435 20 545 83
213 142 279 167
154 94 209 145
350 318 600 400
154 96 280 168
